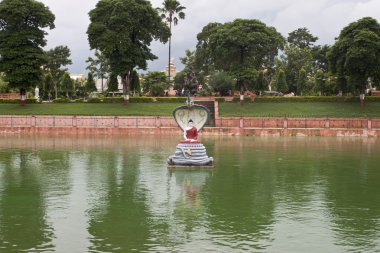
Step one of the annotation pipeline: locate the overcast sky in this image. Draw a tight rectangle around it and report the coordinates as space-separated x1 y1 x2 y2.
39 0 380 74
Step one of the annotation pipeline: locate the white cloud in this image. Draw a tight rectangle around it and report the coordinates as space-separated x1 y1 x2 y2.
38 0 380 74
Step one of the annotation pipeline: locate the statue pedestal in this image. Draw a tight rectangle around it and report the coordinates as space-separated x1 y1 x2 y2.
167 142 213 168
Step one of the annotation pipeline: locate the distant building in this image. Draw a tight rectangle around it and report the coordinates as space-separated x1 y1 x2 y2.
96 77 123 92
70 74 84 80
163 58 177 81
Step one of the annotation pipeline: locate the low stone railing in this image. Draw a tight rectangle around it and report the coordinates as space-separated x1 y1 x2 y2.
1 115 380 137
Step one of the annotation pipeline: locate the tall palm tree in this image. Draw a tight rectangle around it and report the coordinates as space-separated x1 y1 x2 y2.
157 0 186 85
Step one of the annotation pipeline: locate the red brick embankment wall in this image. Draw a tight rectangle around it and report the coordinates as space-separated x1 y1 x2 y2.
1 115 380 137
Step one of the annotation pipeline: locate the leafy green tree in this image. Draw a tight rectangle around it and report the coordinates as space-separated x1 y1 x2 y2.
328 17 380 103
107 73 119 92
0 73 9 93
314 69 326 95
208 72 235 96
86 72 97 94
297 68 307 95
173 70 186 92
0 0 55 104
61 72 74 98
275 69 288 93
253 71 267 96
44 73 54 101
195 19 284 94
157 0 186 85
150 83 165 96
288 27 318 49
87 0 170 104
86 50 110 92
143 71 167 94
44 45 72 99
280 44 313 93
311 45 330 72
130 70 140 96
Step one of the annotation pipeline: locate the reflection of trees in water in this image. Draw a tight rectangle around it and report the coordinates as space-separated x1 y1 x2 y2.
205 146 277 251
324 157 380 252
86 151 153 253
0 151 54 252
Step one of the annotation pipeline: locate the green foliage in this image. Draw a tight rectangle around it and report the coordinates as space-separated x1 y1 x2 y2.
86 97 102 103
43 45 72 99
208 72 235 96
150 83 165 97
86 50 109 92
288 27 318 49
43 73 54 100
61 72 74 98
102 97 124 103
87 0 170 97
173 70 186 91
0 99 19 104
86 73 97 93
107 73 119 92
196 19 284 71
232 96 252 103
129 97 154 103
156 97 186 103
0 0 55 91
130 70 140 95
328 17 380 94
254 96 360 102
52 98 71 103
275 69 288 93
297 68 307 95
215 97 226 102
143 71 167 93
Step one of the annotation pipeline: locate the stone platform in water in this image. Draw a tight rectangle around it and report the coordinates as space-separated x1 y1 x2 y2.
167 142 213 167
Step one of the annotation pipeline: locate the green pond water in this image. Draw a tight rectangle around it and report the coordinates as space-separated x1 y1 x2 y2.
0 135 379 253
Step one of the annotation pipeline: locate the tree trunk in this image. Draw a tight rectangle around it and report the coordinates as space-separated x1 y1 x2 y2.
123 72 131 105
168 19 172 86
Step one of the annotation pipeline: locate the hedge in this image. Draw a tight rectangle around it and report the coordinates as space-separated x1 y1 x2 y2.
253 96 380 102
156 97 187 103
0 98 37 103
129 97 154 103
215 97 226 102
232 96 253 103
52 98 71 103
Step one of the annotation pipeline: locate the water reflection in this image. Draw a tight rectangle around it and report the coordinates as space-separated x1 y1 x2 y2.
0 150 54 252
0 135 379 252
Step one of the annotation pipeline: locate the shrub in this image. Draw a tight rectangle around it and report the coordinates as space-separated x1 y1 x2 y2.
232 96 252 103
156 97 187 103
129 97 153 103
72 98 85 103
254 96 363 103
86 97 102 103
0 99 18 103
53 98 71 103
103 97 124 103
215 97 226 102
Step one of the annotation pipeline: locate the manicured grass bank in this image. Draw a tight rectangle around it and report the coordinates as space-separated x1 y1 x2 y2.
219 102 380 118
0 103 183 116
1 102 380 118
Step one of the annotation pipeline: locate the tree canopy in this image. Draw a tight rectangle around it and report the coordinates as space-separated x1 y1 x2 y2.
0 0 55 94
194 19 284 92
328 17 380 95
87 0 170 103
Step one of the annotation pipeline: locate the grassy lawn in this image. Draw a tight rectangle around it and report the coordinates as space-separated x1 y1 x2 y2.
219 102 380 118
0 103 183 116
1 102 380 118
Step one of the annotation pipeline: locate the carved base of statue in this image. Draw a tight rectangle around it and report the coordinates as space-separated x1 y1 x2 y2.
167 142 213 167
